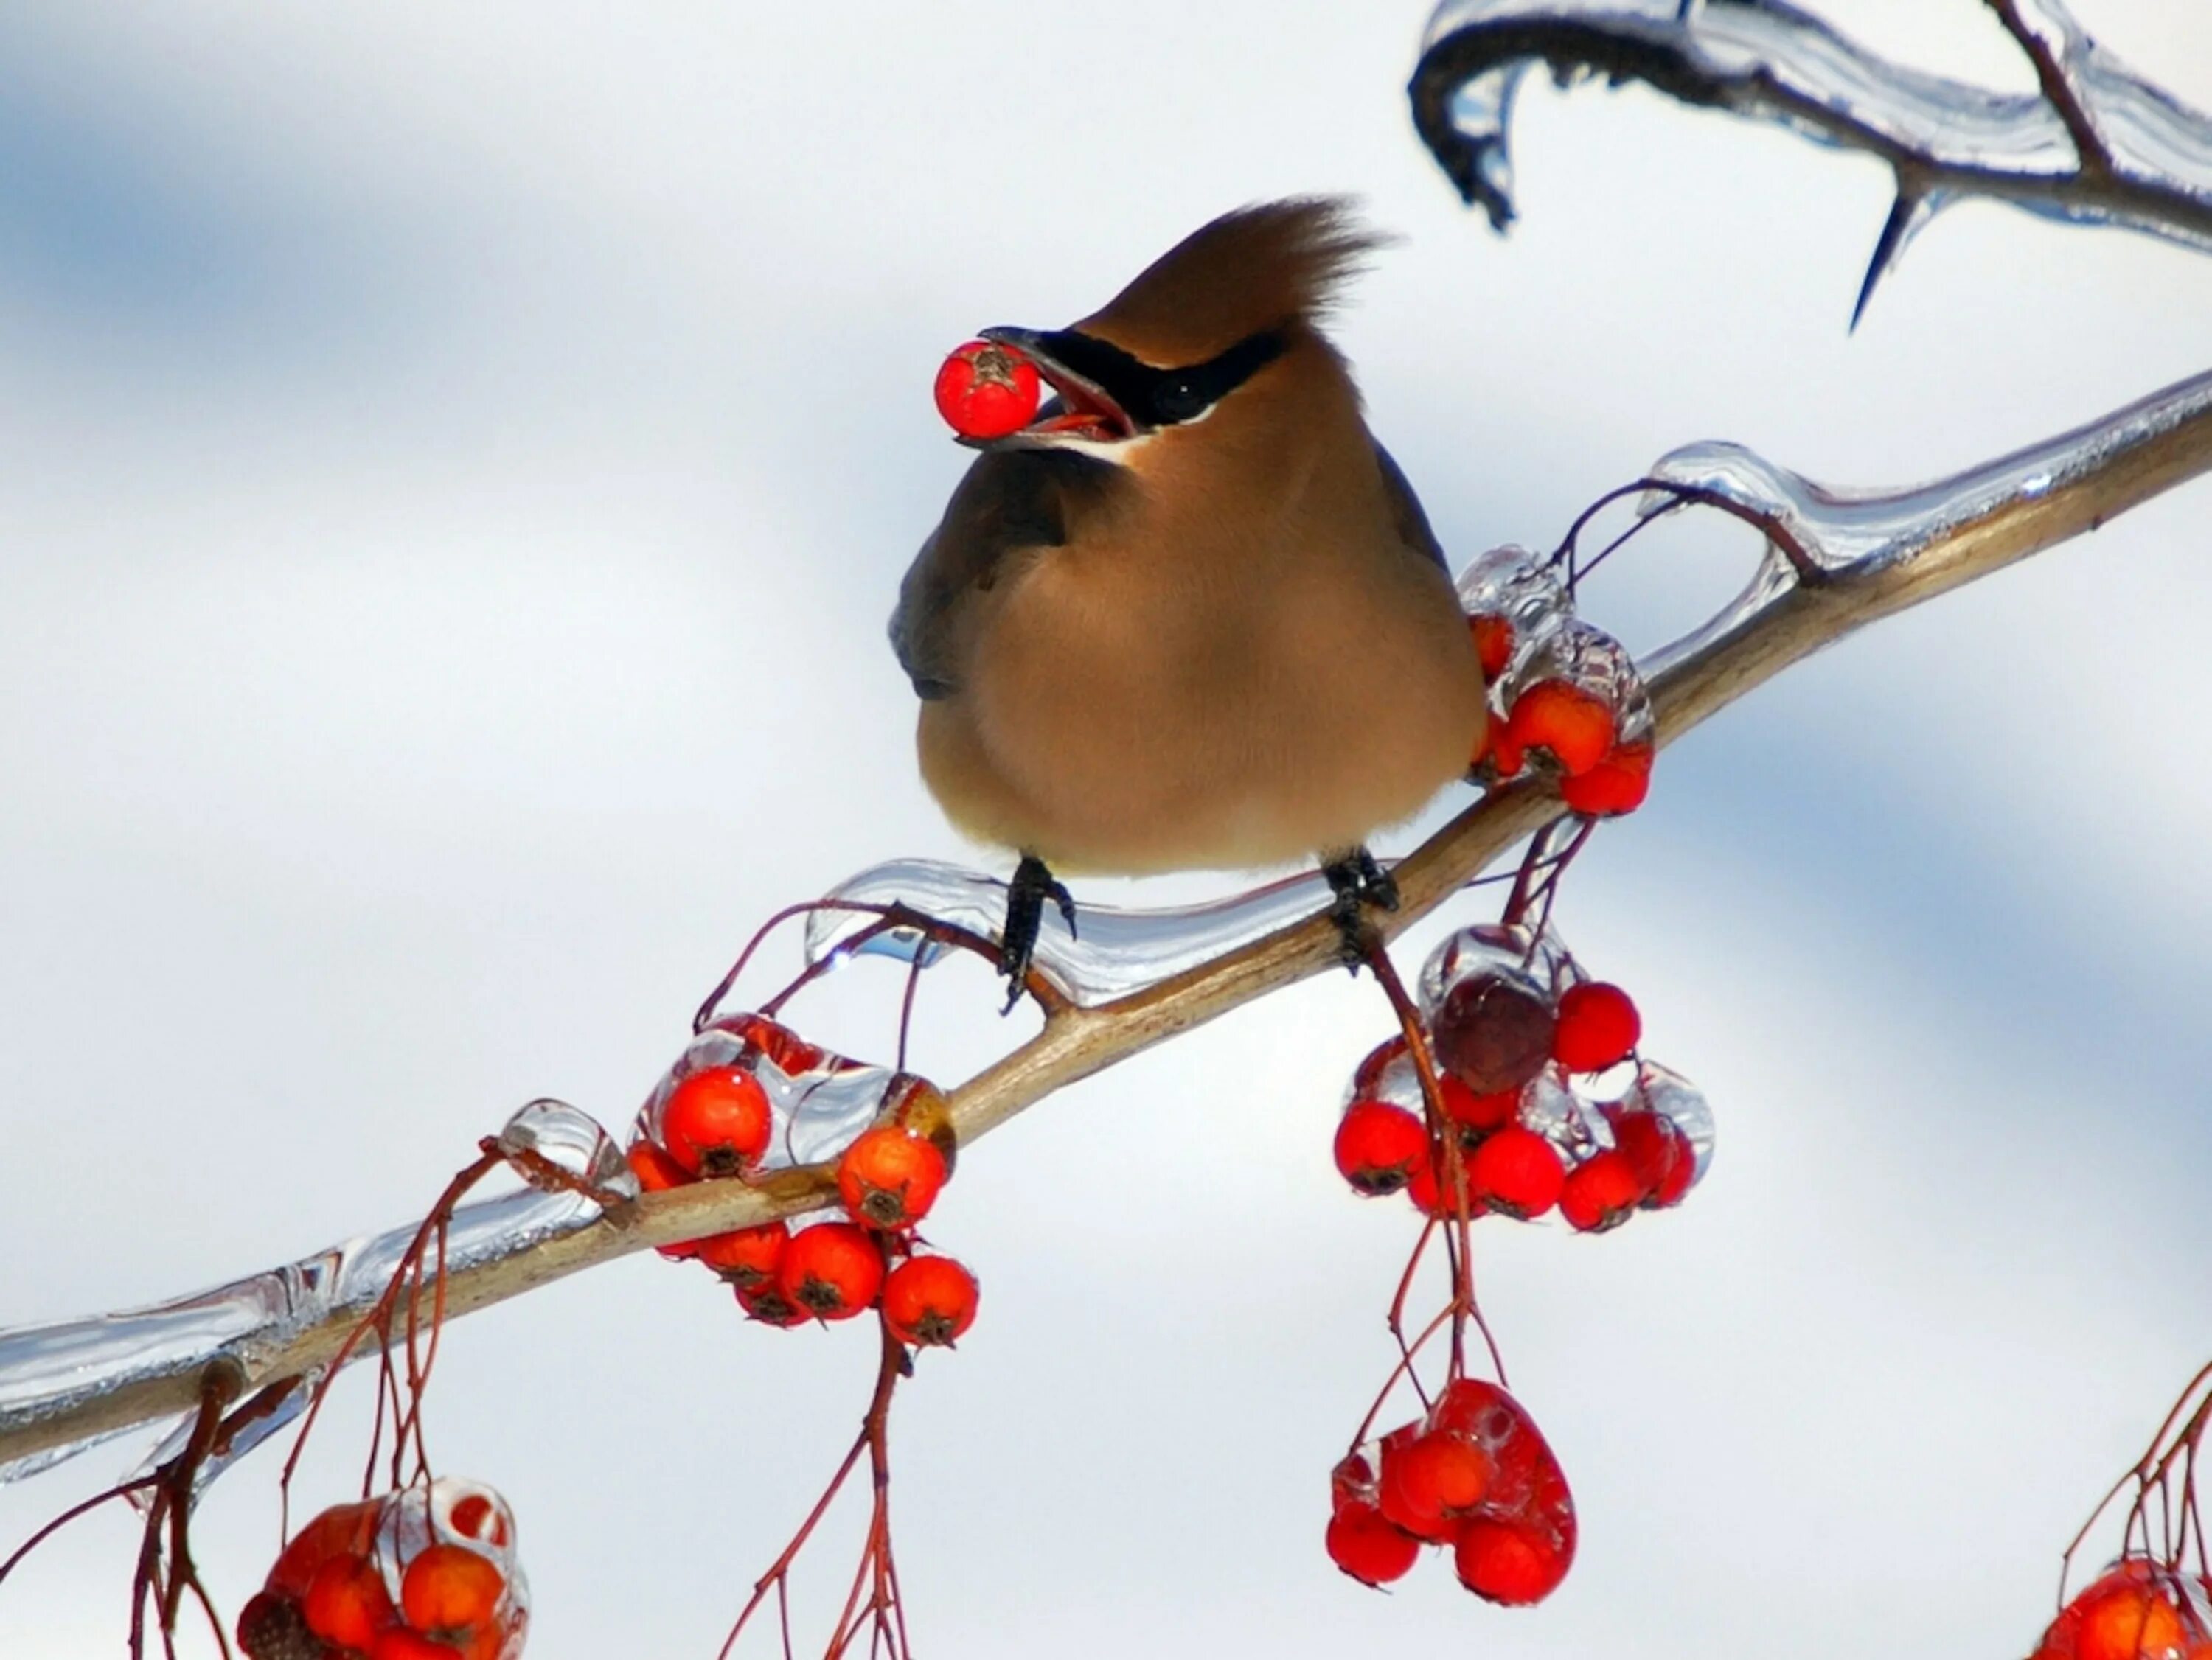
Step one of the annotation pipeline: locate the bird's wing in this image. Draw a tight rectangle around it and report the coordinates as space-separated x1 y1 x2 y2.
1372 439 1447 573
890 447 1109 700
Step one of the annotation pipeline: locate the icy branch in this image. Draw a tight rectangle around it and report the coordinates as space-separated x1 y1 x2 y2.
1408 0 2212 321
4 363 2212 1479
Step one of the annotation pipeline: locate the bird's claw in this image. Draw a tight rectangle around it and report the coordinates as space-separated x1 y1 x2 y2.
998 854 1076 1012
1322 848 1398 971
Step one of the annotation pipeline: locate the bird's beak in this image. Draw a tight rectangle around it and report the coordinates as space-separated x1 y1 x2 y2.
971 327 1136 450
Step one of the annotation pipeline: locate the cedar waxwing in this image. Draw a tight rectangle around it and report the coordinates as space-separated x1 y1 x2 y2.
891 198 1486 983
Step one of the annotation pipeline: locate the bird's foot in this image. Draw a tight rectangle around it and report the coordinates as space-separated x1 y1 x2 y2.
1321 847 1399 971
999 854 1076 1012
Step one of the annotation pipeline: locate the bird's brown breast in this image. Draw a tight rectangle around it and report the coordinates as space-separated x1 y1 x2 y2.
914 400 1484 873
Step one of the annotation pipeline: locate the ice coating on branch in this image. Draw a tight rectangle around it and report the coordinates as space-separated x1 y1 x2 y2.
1411 0 2212 266
1635 365 2212 677
802 857 1352 1006
497 1097 639 1197
0 1105 627 1485
644 1011 919 1171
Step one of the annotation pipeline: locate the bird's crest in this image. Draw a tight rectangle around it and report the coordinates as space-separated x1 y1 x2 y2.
1079 197 1385 365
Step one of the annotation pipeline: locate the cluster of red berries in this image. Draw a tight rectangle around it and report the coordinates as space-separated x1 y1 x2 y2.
1460 545 1654 817
2031 1560 2212 1660
933 339 1042 442
626 1014 980 1345
238 1479 525 1660
1332 926 1710 1233
1328 1378 1576 1605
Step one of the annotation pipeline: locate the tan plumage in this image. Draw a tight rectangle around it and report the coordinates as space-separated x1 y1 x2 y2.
893 198 1485 880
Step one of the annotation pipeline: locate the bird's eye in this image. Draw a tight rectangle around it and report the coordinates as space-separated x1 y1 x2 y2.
1152 377 1208 425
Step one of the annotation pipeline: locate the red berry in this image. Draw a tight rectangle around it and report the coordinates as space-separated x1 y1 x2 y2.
1468 1126 1565 1218
695 1221 790 1288
1325 1503 1421 1587
627 1141 705 1260
1559 740 1652 815
776 1221 885 1321
268 1501 383 1600
1506 679 1616 776
400 1543 504 1636
1333 1101 1428 1196
374 1628 467 1660
1484 710 1525 778
881 1255 980 1346
933 341 1041 442
1329 1452 1377 1516
1454 1516 1571 1605
1470 613 1514 681
1553 982 1640 1072
1380 1428 1493 1539
1558 1150 1644 1232
836 1126 948 1230
1406 1151 1486 1220
2057 1562 2201 1660
445 1493 509 1549
304 1554 396 1652
658 1068 773 1178
731 1013 826 1076
237 1591 318 1660
1439 1075 1520 1143
1607 1107 1689 1207
1431 973 1557 1096
735 1280 808 1328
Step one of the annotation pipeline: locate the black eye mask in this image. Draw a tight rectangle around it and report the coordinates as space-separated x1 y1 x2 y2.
1031 326 1287 430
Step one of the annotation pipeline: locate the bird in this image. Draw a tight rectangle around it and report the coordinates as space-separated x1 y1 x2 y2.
889 198 1487 994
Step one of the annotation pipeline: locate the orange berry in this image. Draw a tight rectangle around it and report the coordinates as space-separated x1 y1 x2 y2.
1326 1502 1420 1587
1332 1101 1428 1196
305 1553 397 1651
881 1254 980 1346
1470 613 1514 681
836 1126 948 1230
1469 1126 1565 1219
400 1543 504 1636
695 1220 790 1288
268 1501 383 1600
659 1068 773 1178
1554 982 1640 1073
1559 739 1652 815
776 1221 885 1321
934 341 1041 441
1506 679 1615 776
1558 1150 1644 1232
1455 1516 1571 1605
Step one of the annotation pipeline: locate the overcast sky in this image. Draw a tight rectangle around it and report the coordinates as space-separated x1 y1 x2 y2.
3 3 2211 1657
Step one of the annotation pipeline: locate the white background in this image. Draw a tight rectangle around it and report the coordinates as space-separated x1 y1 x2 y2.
3 3 2211 1656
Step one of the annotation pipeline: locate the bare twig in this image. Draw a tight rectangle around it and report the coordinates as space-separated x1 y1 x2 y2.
5 363 2212 1475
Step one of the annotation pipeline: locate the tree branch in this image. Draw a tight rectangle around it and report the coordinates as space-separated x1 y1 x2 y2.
6 363 2212 1476
1408 1 2212 321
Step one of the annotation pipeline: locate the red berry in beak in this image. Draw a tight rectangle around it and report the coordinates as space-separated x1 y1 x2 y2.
934 341 1041 441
